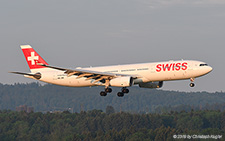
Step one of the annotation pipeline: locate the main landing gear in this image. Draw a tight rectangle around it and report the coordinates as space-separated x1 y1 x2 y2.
117 87 129 97
100 87 112 96
100 87 129 97
189 78 195 87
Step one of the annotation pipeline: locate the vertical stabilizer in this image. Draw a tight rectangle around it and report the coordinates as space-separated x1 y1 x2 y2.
20 45 48 72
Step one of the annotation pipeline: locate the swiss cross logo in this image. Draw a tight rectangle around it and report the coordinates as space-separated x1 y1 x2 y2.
28 52 39 65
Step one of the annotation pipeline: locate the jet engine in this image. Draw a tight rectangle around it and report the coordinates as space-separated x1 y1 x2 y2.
139 81 163 88
110 76 134 87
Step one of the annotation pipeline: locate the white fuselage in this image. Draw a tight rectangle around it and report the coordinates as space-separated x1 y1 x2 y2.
29 60 212 87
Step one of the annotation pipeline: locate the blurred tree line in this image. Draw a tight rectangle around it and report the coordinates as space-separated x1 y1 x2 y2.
0 109 224 140
0 83 225 113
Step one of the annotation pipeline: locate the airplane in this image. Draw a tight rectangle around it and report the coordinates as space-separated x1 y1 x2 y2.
10 45 213 97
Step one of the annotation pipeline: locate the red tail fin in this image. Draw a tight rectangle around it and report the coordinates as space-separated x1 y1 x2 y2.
21 45 48 70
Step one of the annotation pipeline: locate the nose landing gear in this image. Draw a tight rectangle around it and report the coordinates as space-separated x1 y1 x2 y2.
189 78 195 87
190 83 195 87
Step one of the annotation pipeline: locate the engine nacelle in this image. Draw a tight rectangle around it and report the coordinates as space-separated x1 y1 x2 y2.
110 76 134 87
139 81 163 88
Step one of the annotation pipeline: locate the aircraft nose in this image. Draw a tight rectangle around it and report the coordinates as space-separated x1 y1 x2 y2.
207 66 213 73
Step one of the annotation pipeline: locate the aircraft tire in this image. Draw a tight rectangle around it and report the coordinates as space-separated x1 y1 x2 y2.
122 88 129 94
105 88 112 93
117 92 124 97
190 83 195 87
100 91 107 96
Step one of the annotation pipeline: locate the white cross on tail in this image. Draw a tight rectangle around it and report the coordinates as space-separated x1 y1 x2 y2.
28 52 39 65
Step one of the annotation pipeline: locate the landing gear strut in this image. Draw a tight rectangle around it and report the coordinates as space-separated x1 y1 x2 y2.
189 78 195 87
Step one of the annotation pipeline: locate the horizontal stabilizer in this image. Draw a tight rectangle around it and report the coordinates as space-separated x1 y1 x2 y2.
9 71 41 79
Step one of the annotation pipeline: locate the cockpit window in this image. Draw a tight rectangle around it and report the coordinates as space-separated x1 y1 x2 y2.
200 64 208 66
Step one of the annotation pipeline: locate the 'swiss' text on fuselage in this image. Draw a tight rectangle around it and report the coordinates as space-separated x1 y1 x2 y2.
156 62 188 72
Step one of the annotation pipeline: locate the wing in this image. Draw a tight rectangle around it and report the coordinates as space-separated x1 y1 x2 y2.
39 64 139 84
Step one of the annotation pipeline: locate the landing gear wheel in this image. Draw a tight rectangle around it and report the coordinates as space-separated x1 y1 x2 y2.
117 92 124 97
190 83 195 87
105 88 112 93
122 88 129 94
100 91 107 96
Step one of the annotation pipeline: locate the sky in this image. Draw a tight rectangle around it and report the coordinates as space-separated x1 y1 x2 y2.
1 0 225 92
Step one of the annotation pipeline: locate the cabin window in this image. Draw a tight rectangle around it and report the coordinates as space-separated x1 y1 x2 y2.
121 69 136 72
106 70 118 73
137 68 149 71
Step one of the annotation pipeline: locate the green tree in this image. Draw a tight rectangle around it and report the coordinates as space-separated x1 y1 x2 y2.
106 106 115 115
